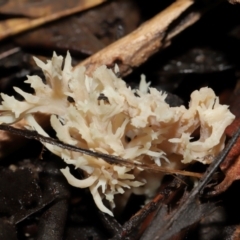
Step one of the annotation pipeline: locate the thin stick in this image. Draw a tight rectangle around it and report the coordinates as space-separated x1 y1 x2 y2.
0 124 202 178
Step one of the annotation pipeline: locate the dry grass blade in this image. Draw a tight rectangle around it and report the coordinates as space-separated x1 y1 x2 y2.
0 124 202 178
0 0 106 40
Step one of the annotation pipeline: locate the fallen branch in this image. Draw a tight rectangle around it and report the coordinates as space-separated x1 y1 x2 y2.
75 0 200 76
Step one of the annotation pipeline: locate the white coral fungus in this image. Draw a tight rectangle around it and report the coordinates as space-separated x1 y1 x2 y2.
0 52 235 215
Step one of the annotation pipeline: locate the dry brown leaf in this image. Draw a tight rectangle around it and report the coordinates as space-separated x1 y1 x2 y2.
0 0 105 40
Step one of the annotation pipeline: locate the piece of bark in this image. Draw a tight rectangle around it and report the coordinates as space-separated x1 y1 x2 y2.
75 0 201 76
0 0 106 40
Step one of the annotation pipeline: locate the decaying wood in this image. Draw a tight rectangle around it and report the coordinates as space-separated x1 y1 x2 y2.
0 0 105 40
75 0 201 76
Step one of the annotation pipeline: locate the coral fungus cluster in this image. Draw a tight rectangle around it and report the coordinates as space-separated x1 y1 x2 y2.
0 53 234 215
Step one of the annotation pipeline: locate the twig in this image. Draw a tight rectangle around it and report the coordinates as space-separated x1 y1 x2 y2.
0 124 202 178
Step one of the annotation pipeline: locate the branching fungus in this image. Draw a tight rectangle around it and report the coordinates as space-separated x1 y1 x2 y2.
0 53 235 215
